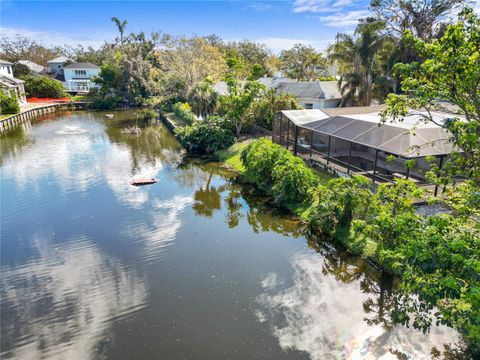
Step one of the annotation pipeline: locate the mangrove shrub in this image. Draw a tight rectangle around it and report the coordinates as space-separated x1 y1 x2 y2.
241 139 319 204
175 116 235 154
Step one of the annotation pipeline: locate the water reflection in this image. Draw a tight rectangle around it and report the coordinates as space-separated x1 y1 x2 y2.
0 234 147 360
256 250 457 360
191 172 304 237
1 110 459 359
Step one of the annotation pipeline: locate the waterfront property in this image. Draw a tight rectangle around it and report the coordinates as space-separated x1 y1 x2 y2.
47 55 69 78
0 59 27 105
273 107 456 188
62 62 100 92
0 110 457 359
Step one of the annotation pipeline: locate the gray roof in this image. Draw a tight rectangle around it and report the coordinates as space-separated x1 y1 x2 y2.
213 78 342 101
275 81 341 100
280 109 458 158
0 59 13 65
18 60 46 73
0 75 24 85
63 62 100 69
213 81 229 95
47 56 69 64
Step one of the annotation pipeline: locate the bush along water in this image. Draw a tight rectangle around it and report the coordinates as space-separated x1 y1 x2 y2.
241 138 319 205
175 116 236 154
240 139 480 356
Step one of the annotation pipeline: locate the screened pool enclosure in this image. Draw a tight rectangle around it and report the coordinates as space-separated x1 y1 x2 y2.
272 109 456 189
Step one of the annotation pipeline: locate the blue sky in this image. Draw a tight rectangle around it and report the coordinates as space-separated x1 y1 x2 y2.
1 0 479 52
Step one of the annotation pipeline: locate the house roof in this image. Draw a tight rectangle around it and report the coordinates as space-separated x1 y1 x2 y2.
0 59 13 65
47 56 69 64
275 81 342 100
0 75 24 85
213 81 229 95
213 79 342 101
18 60 46 73
63 62 100 69
280 109 458 158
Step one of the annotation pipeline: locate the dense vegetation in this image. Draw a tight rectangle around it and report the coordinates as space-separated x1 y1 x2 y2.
241 138 479 357
22 75 66 98
0 92 20 115
1 2 478 357
175 116 235 154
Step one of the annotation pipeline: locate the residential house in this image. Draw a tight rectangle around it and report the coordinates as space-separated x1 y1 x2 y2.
214 76 342 109
0 59 26 105
47 56 69 79
63 62 100 92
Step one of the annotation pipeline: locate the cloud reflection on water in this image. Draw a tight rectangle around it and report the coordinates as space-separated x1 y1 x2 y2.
256 252 457 360
0 235 147 360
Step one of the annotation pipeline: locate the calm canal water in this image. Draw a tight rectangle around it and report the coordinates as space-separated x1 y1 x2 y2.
1 110 456 359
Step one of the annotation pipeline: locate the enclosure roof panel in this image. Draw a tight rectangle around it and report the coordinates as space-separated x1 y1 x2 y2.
279 109 458 157
280 109 330 125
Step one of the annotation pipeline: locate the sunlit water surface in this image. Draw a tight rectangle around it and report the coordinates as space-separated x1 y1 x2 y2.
1 111 457 359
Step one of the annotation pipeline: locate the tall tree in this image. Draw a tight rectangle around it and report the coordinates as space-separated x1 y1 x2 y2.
370 0 467 40
0 35 61 66
382 7 480 185
157 36 227 97
187 78 218 118
279 44 326 81
111 17 128 44
328 18 389 106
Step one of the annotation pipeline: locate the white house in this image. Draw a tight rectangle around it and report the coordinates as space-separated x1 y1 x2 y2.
0 59 26 105
47 56 69 77
63 62 100 92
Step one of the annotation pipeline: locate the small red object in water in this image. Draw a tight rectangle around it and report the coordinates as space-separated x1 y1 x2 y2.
130 178 157 186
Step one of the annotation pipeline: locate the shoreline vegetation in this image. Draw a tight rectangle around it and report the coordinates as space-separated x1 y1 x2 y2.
2 2 479 358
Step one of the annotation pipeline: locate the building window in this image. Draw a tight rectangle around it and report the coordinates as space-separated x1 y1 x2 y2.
58 65 61 68
305 103 313 109
74 70 87 75
7 66 11 74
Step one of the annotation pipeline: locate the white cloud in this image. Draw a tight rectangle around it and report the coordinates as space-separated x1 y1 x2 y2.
292 0 331 13
256 36 334 52
318 9 371 27
1 235 147 360
0 25 110 49
256 251 459 360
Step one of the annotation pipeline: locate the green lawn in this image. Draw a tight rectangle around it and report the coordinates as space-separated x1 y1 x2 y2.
70 94 94 102
215 139 253 173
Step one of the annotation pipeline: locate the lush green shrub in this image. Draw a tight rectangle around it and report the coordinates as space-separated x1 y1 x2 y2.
241 138 319 204
175 116 236 154
271 156 319 203
241 139 288 188
0 92 20 115
22 75 67 98
173 102 196 125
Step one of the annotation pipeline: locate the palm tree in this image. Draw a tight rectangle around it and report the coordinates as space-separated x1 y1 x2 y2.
111 17 128 44
187 79 218 118
328 18 389 106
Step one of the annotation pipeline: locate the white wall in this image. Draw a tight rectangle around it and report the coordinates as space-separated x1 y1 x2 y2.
63 67 100 92
300 98 341 109
0 64 13 77
48 62 64 76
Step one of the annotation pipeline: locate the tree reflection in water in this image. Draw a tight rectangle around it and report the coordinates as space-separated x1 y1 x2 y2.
189 162 458 358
